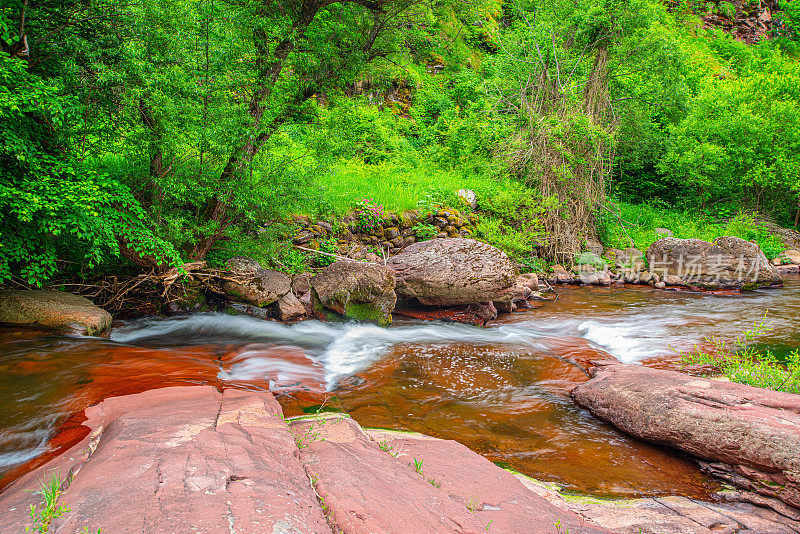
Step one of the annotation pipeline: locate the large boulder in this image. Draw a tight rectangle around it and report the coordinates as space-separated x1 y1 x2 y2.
646 236 782 290
571 362 800 515
311 261 396 326
223 256 291 307
0 290 111 336
386 238 516 306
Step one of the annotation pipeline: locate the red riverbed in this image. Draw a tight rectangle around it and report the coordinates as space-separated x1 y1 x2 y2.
2 278 798 497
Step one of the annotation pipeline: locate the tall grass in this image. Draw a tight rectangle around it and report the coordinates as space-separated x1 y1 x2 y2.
306 159 520 216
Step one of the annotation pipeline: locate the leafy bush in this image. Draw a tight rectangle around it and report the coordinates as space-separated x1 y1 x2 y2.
412 222 438 240
680 316 800 394
0 43 178 285
476 183 556 261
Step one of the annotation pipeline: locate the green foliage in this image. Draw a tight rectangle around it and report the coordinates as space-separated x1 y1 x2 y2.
315 239 339 267
679 316 800 394
412 222 438 240
352 198 384 234
0 14 179 285
599 202 786 258
476 183 556 262
4 0 800 283
659 62 800 221
25 472 69 533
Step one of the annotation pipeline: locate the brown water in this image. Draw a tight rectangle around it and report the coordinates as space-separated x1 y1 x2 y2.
2 277 798 496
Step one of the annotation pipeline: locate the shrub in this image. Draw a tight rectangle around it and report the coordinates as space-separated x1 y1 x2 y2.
679 315 800 394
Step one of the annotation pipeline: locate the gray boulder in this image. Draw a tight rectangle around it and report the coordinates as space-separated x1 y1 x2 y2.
311 261 396 326
386 239 516 306
646 237 782 290
0 290 112 336
223 256 291 307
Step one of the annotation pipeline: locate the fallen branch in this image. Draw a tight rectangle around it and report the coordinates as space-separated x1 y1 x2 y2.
293 245 366 264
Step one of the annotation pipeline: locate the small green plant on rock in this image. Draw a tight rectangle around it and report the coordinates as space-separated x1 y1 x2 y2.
412 222 438 240
378 440 400 458
413 458 424 473
427 476 441 488
466 496 480 512
555 518 569 534
26 472 69 533
293 419 327 450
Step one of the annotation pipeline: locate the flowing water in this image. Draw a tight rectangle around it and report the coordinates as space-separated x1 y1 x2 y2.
1 276 799 497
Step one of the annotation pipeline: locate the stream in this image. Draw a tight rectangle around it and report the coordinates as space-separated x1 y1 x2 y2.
1 276 798 498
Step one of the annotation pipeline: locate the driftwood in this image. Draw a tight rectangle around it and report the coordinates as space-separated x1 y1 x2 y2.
47 261 254 317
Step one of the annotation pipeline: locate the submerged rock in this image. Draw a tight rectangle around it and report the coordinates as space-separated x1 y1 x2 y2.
646 236 782 290
386 238 516 306
0 290 111 336
572 362 800 516
311 261 396 326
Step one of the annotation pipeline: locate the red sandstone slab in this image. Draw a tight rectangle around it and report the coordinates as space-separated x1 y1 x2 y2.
0 387 330 534
290 414 611 533
572 362 800 515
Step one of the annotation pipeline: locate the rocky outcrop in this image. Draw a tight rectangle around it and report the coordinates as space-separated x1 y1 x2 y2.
311 261 396 326
0 387 331 534
0 290 111 336
222 256 292 307
646 236 782 290
2 386 793 534
292 415 611 534
571 363 800 516
387 238 516 306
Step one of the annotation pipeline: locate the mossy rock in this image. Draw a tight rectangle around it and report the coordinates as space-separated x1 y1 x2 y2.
0 290 112 336
310 261 396 326
310 224 329 237
400 210 420 229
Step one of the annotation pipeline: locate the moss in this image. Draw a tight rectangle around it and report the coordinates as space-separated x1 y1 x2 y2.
344 301 392 326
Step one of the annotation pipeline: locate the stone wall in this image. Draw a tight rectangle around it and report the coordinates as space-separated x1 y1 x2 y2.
292 207 479 256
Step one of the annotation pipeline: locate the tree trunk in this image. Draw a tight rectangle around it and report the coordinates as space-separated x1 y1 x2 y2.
795 193 800 227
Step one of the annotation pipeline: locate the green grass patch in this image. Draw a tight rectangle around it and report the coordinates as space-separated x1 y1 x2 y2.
679 315 800 394
599 201 787 259
305 159 521 216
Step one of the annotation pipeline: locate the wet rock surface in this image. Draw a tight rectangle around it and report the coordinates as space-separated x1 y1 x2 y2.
0 386 796 533
0 387 330 534
572 362 800 518
0 290 111 336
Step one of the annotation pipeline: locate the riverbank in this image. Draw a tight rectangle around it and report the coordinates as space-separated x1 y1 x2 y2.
1 386 795 534
1 265 800 531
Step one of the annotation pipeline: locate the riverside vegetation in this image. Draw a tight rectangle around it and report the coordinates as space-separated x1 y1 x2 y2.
3 1 800 403
3 0 800 283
